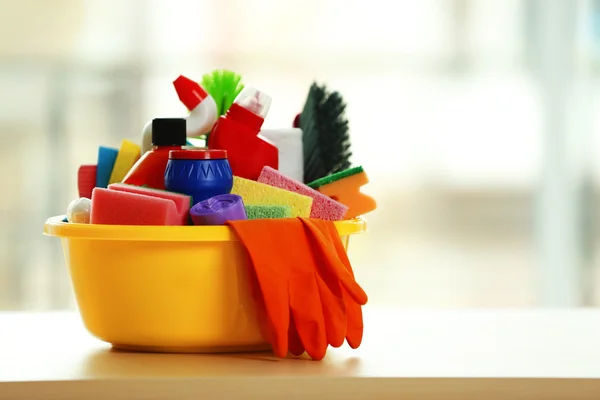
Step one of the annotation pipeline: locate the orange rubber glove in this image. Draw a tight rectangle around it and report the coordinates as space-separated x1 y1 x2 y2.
285 218 366 356
299 218 365 349
228 218 367 360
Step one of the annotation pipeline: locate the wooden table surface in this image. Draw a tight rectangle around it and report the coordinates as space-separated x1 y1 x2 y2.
2 309 600 399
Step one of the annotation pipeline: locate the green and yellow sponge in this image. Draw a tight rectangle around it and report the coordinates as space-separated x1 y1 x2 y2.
231 176 312 218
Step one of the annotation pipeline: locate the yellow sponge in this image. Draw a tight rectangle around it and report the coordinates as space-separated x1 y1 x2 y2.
109 139 141 184
231 176 313 218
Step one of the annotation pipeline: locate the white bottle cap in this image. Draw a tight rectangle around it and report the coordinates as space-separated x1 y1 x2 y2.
234 87 272 118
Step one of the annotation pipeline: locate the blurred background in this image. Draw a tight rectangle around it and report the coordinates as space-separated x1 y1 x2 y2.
1 0 599 310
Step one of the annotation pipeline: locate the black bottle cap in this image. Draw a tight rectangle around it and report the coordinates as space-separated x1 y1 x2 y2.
151 118 187 147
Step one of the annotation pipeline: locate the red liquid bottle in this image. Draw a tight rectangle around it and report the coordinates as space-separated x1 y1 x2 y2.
208 87 278 180
122 118 187 190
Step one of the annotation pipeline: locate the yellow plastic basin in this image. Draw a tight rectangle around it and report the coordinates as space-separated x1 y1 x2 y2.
43 216 366 353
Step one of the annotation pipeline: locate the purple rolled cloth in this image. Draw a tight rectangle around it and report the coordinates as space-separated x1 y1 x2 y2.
189 194 247 226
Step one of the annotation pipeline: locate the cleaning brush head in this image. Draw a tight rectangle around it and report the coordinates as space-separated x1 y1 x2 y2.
299 83 353 184
201 69 245 116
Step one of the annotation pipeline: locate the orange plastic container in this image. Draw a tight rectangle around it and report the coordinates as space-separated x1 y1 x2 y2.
43 216 366 353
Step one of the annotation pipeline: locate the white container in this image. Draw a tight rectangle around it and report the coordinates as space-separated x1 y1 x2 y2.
140 98 217 154
142 77 218 154
259 128 303 182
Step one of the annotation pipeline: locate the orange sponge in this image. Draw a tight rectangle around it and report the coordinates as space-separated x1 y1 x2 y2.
307 166 376 219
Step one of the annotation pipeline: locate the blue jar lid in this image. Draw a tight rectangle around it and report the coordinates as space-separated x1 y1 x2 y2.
169 149 228 160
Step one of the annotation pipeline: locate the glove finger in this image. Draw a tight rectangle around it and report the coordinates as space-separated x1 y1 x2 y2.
343 289 364 348
315 275 346 348
295 218 347 346
318 222 365 348
320 219 369 306
288 315 306 356
289 272 328 360
300 218 368 305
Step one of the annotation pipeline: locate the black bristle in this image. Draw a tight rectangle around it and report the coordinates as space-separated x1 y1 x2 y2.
300 83 353 183
301 84 328 183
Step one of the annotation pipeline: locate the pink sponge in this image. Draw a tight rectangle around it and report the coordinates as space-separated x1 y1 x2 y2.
108 183 191 225
258 166 349 221
91 188 183 225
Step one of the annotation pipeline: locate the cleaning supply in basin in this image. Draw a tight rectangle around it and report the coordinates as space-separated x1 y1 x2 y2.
77 165 97 199
208 86 278 180
173 75 218 138
108 139 141 184
46 72 374 358
299 83 352 183
258 166 348 221
307 166 376 218
227 217 368 360
142 120 190 155
96 146 118 188
123 118 187 190
140 78 217 153
164 149 233 206
189 194 246 226
200 69 245 146
201 69 245 117
260 128 303 182
245 205 291 220
231 176 312 218
91 187 184 226
66 197 91 223
108 183 191 225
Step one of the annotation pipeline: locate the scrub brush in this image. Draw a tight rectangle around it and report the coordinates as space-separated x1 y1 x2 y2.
198 69 244 145
201 69 245 117
299 83 353 184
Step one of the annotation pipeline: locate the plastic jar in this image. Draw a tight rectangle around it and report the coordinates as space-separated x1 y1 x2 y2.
164 149 233 206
